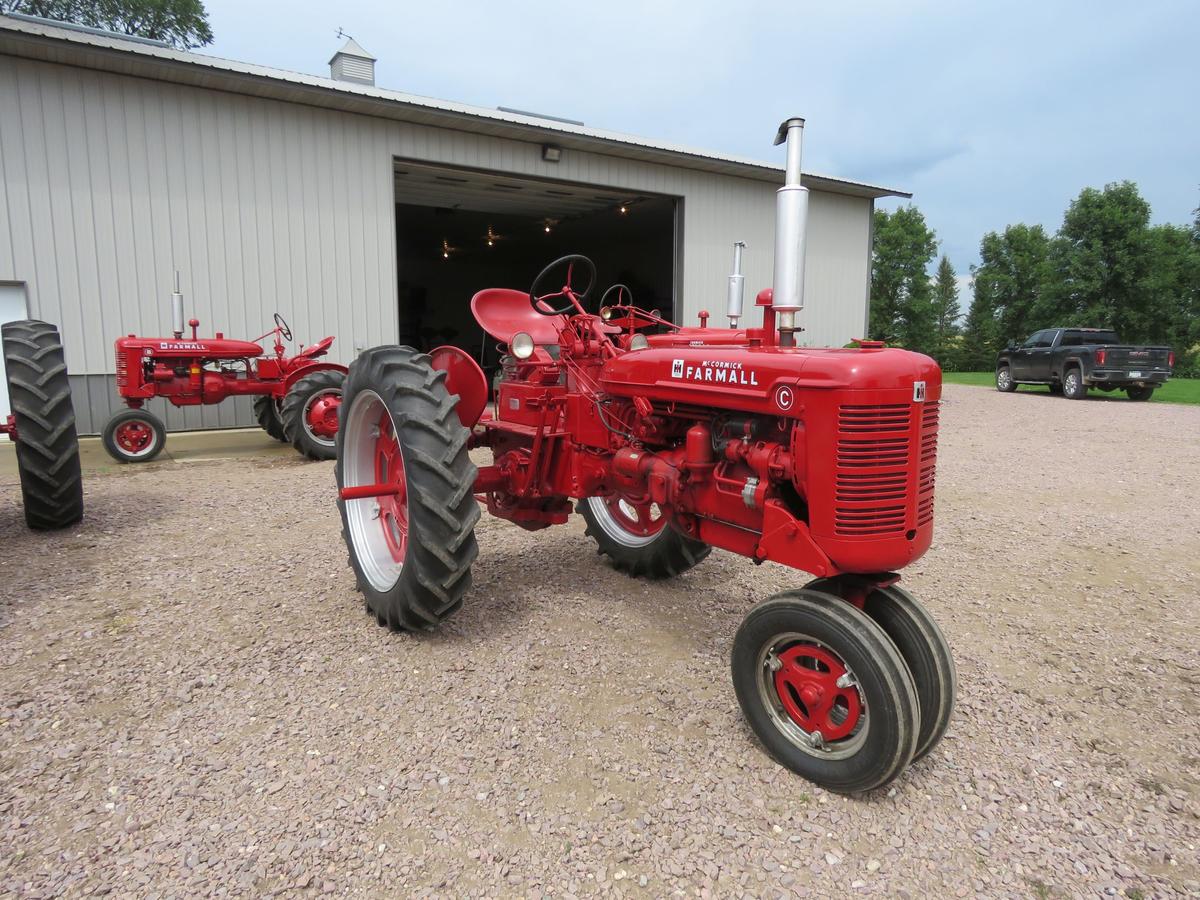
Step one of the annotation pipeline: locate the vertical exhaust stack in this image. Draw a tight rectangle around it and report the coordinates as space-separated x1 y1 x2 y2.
171 271 185 339
771 117 809 348
726 241 746 327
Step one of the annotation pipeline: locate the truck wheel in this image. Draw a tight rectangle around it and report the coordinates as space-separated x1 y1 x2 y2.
995 366 1016 392
253 395 287 441
102 408 166 463
1062 368 1088 400
732 589 920 794
282 370 344 461
1126 386 1155 402
336 346 479 631
2 320 84 529
579 495 710 578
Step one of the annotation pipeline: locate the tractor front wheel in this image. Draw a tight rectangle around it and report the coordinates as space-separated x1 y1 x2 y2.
579 495 710 578
253 395 287 442
335 346 479 631
282 370 344 461
2 319 84 528
732 589 920 794
806 577 956 763
102 408 166 463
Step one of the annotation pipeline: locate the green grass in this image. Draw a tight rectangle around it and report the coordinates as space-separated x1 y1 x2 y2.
942 371 1200 405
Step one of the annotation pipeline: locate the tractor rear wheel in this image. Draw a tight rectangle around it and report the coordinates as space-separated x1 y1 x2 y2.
282 370 344 461
806 577 956 763
335 346 479 631
732 589 920 794
253 395 287 442
102 408 166 463
579 495 710 578
2 319 84 529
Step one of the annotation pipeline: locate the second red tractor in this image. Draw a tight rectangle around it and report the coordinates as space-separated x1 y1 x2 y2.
333 118 955 794
103 282 346 463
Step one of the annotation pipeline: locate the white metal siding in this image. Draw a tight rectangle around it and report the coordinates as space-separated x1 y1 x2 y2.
0 54 872 432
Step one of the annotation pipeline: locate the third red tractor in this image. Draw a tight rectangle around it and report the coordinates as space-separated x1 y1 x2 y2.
103 282 346 463
334 118 954 794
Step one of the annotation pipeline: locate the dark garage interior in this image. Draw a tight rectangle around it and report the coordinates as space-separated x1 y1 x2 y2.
394 162 678 369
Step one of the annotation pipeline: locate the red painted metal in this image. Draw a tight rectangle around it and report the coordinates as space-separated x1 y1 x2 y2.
773 643 861 740
114 419 155 455
305 389 342 439
466 276 941 582
111 317 348 415
430 345 489 428
374 411 408 563
470 289 562 345
2 414 16 442
340 483 403 501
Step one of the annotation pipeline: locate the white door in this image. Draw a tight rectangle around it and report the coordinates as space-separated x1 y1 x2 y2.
0 283 30 421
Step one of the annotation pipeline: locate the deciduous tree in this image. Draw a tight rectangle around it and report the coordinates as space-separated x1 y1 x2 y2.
869 206 938 354
0 0 213 48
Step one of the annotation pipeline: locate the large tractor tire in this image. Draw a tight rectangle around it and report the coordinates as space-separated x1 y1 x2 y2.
335 346 479 631
102 408 166 463
732 589 920 794
579 495 710 578
282 369 344 461
2 320 84 529
253 395 287 441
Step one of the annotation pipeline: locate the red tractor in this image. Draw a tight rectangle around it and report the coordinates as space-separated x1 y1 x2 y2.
2 319 84 529
333 118 954 794
103 283 347 463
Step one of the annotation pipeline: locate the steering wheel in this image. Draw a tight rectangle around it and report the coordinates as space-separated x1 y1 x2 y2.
528 254 597 316
600 283 633 309
273 313 293 342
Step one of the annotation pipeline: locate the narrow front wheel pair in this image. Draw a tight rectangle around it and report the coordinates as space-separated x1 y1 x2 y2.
732 584 956 794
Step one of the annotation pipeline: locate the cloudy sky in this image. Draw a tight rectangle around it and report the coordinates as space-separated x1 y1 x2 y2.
205 0 1197 288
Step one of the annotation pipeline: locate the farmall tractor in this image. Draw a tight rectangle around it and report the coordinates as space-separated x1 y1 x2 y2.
334 118 955 794
2 319 84 529
103 279 347 463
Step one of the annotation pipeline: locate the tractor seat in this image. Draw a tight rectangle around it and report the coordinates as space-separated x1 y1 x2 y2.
470 289 563 345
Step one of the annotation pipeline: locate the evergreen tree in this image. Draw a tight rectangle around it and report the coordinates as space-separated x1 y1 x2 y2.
931 255 961 363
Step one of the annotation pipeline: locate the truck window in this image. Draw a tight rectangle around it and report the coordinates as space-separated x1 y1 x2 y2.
1087 331 1121 345
1061 332 1080 347
1022 331 1046 349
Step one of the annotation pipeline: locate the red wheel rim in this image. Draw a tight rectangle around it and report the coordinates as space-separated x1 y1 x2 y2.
772 643 862 742
304 390 342 441
374 411 408 563
115 419 155 455
603 496 666 538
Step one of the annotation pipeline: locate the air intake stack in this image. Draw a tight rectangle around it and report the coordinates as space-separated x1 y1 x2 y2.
171 271 184 339
771 117 809 348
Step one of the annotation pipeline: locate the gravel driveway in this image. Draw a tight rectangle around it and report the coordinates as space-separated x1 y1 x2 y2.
2 383 1198 897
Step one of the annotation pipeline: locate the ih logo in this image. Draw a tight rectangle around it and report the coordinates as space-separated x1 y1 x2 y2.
913 381 927 402
671 359 685 378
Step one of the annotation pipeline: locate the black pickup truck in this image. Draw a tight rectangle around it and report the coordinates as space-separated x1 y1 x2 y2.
995 328 1173 400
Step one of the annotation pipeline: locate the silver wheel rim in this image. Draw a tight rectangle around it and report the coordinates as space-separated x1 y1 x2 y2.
754 632 869 760
997 369 1011 390
1066 374 1077 394
342 390 403 593
586 495 663 548
302 389 341 447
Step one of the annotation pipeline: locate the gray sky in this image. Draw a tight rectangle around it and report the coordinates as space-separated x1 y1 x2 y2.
205 0 1198 292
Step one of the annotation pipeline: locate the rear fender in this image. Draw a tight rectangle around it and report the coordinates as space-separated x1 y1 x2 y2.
281 360 348 394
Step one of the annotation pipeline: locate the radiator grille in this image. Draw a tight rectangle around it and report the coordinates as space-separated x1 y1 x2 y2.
917 401 939 526
835 404 912 536
115 353 128 389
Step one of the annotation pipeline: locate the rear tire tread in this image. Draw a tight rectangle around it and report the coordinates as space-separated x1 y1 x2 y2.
2 320 84 529
336 345 479 632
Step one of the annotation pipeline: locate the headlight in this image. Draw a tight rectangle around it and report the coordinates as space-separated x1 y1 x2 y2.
511 332 535 360
629 334 649 351
600 306 614 320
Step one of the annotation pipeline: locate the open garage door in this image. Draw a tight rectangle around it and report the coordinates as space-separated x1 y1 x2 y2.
393 161 679 372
